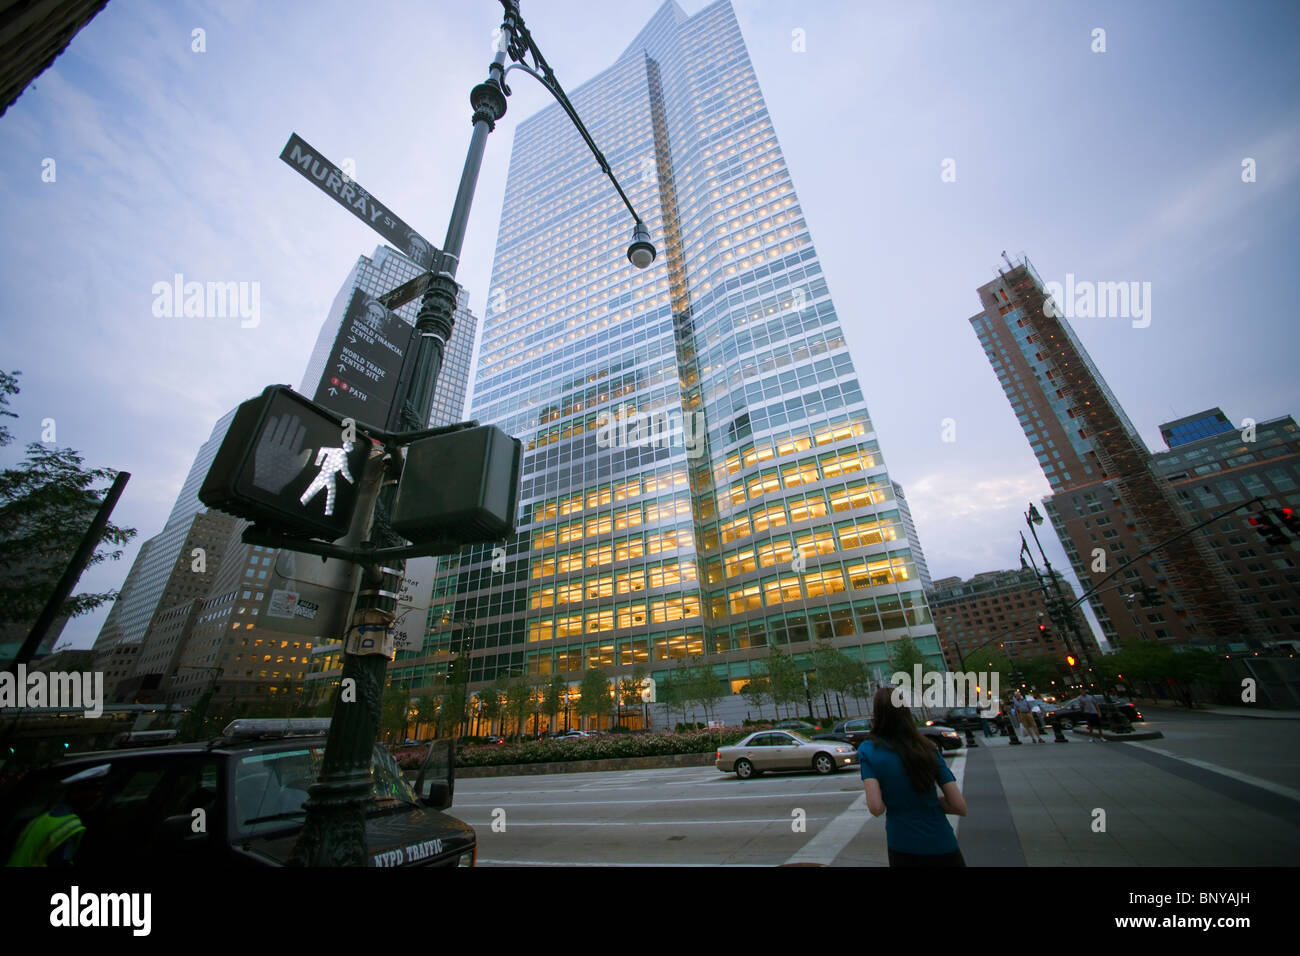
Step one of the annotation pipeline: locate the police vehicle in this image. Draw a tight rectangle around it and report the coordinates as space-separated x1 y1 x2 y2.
0 719 475 867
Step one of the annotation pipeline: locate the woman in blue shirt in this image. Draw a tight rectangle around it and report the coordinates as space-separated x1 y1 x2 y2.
860 686 968 866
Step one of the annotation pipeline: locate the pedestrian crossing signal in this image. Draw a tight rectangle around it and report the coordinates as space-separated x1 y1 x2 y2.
1066 655 1077 667
200 386 370 541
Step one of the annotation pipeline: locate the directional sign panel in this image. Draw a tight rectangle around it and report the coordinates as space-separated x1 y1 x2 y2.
377 270 434 311
312 288 415 431
200 386 371 541
280 132 442 271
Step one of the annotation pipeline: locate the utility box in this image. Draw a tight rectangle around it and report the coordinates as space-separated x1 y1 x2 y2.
391 425 522 546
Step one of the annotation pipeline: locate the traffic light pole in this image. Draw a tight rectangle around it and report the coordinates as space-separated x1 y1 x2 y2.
289 48 509 869
289 1 654 866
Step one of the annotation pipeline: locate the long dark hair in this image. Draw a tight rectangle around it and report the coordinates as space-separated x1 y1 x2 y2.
871 685 940 793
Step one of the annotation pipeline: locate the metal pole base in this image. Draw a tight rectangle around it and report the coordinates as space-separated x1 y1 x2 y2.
1051 719 1069 743
963 728 979 748
288 772 372 866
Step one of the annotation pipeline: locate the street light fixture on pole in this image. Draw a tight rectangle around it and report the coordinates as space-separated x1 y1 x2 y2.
1024 505 1130 733
290 1 656 867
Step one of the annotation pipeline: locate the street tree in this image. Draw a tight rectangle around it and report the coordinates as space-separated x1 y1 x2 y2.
886 636 927 677
505 676 532 739
617 664 647 728
0 370 136 638
766 646 801 719
578 668 612 729
379 685 409 743
741 664 771 721
477 686 502 736
412 694 440 739
543 673 567 733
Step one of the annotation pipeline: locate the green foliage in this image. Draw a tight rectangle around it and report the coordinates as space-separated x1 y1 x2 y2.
685 654 724 723
740 668 771 717
578 668 612 724
1169 647 1226 685
477 686 502 731
1014 654 1067 693
961 648 1015 694
451 729 751 768
765 645 801 713
618 664 647 710
379 686 409 741
0 371 136 629
887 636 926 675
504 676 533 738
543 673 567 730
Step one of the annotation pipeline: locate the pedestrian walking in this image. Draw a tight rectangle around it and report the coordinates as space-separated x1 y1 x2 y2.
860 686 968 867
1030 698 1045 735
1082 693 1105 741
976 702 995 739
1013 691 1042 743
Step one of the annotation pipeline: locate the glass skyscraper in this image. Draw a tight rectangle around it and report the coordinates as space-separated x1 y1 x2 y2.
401 0 937 713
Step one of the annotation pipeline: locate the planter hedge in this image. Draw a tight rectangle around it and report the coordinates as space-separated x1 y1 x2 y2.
396 729 752 770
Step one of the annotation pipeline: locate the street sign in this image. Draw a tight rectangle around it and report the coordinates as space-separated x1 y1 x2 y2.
279 132 442 271
312 288 415 431
377 271 435 311
392 555 436 654
200 386 372 541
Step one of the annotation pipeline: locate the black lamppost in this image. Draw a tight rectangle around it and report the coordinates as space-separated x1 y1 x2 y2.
291 1 656 867
1023 505 1131 733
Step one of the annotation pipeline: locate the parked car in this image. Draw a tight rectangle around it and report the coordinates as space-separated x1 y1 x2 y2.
772 719 821 733
817 716 963 753
1051 695 1141 729
0 718 476 868
715 730 857 779
928 707 984 733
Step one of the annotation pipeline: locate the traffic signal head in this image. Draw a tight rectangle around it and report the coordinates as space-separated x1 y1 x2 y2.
201 386 371 541
1248 512 1289 548
1277 507 1298 534
391 425 522 548
1038 622 1048 635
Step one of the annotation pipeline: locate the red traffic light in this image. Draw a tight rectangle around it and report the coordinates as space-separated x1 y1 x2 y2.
1249 512 1289 547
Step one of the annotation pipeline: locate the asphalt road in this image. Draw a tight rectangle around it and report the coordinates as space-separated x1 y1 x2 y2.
447 711 1300 866
449 752 958 866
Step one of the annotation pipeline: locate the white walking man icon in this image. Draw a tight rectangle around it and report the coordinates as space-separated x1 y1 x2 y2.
299 440 356 516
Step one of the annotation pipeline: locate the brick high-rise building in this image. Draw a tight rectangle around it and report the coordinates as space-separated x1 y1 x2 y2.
928 568 1074 668
970 257 1266 649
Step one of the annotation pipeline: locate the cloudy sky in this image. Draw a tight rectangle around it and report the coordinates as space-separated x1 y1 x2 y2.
2 0 1297 649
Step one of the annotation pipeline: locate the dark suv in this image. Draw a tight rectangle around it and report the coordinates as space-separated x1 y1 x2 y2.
0 719 475 867
817 716 963 753
929 707 984 733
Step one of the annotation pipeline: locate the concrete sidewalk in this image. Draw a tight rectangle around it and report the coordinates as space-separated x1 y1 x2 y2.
953 733 1300 865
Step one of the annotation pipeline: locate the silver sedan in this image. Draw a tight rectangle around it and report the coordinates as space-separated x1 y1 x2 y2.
715 730 858 779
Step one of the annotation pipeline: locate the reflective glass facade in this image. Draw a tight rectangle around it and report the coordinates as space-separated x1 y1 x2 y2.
397 0 937 701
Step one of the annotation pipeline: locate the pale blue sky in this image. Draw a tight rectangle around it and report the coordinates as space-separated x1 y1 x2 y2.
2 0 1297 648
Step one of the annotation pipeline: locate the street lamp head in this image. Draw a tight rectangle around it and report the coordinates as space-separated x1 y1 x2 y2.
627 221 656 269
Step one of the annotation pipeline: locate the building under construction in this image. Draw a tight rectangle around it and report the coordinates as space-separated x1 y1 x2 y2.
970 256 1267 649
